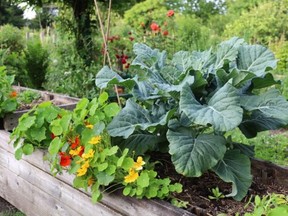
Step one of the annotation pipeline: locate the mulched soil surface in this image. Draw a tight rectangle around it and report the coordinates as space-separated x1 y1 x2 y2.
151 152 288 216
0 197 18 213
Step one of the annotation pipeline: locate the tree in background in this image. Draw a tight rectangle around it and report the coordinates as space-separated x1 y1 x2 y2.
0 0 25 27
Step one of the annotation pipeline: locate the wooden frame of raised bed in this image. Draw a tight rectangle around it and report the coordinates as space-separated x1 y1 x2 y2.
2 86 79 131
0 130 194 216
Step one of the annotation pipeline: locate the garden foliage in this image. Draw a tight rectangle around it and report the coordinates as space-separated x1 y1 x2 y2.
95 37 288 201
10 93 182 202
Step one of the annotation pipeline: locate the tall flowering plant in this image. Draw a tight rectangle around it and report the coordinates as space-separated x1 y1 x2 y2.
0 66 18 118
11 92 182 202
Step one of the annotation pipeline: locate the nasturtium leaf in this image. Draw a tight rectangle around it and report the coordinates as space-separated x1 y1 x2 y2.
97 162 108 171
60 114 72 132
167 128 226 177
147 186 158 198
17 116 36 131
22 144 34 155
1 99 18 112
104 103 120 117
116 148 129 167
42 105 60 122
137 172 150 188
91 190 102 203
89 98 98 116
75 98 89 111
38 101 52 108
96 172 114 186
123 186 131 196
180 83 243 132
14 148 23 160
237 45 277 76
48 137 62 155
212 150 252 201
29 127 46 142
215 37 244 69
105 165 116 175
51 124 63 136
121 158 134 170
99 92 108 105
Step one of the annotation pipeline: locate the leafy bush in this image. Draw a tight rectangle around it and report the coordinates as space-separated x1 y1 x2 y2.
96 37 288 201
0 66 18 117
0 24 25 52
24 39 49 89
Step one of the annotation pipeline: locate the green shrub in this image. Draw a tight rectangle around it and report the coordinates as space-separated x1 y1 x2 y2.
24 40 49 89
0 24 25 52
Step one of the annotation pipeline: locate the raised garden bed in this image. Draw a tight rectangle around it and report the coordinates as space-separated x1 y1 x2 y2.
1 86 79 131
0 130 194 216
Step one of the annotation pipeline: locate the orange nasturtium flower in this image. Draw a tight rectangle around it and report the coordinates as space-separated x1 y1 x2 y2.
133 156 145 171
59 152 71 167
88 136 101 145
9 91 17 98
124 169 139 183
71 136 80 149
77 161 90 177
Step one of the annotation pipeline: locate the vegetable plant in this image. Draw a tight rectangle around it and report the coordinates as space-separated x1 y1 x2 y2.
10 92 182 202
95 37 288 201
0 66 18 118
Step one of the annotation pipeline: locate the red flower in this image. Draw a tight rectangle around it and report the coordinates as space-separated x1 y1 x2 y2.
121 58 127 64
9 91 17 98
51 133 56 139
129 37 134 41
59 152 71 167
78 146 84 157
125 63 130 69
167 10 174 17
162 30 169 36
150 22 160 31
71 136 80 149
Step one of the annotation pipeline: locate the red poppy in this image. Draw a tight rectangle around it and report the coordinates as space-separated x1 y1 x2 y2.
150 22 160 31
51 133 56 139
129 37 134 41
59 153 71 167
162 30 169 36
71 136 80 149
167 10 174 17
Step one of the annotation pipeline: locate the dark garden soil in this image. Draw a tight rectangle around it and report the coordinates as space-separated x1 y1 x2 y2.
151 152 288 216
17 98 64 111
0 197 18 213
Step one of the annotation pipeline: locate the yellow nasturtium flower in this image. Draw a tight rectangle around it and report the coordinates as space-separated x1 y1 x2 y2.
86 124 94 129
133 156 145 170
77 161 90 177
82 149 95 159
124 168 139 183
69 146 83 156
88 136 101 145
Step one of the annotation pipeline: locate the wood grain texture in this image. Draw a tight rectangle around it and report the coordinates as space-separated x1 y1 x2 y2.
0 130 194 216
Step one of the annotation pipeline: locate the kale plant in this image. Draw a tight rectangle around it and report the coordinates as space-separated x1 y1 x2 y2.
95 37 288 201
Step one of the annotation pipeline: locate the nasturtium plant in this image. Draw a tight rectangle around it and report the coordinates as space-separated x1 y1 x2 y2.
0 66 18 118
95 37 288 201
10 92 182 202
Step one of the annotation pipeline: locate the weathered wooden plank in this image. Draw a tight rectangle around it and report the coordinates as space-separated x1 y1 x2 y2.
0 143 122 216
0 130 195 216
